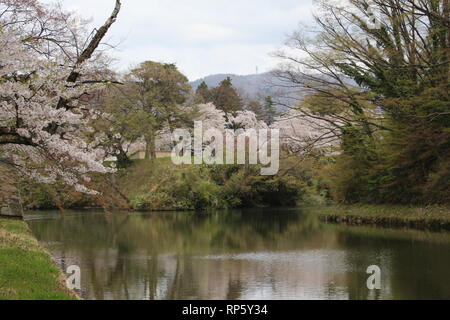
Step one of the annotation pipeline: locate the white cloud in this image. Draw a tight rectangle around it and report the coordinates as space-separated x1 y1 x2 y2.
42 0 315 80
183 24 236 43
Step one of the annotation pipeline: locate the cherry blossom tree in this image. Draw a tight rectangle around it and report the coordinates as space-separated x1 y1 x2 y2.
271 109 340 155
196 103 335 156
132 103 268 158
0 0 122 195
196 103 267 132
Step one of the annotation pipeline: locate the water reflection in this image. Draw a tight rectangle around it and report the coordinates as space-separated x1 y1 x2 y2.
26 209 450 300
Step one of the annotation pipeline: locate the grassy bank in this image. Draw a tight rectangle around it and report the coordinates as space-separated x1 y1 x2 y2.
0 217 77 300
315 205 450 231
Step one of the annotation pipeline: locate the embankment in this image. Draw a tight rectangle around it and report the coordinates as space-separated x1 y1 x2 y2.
0 216 77 300
317 205 450 232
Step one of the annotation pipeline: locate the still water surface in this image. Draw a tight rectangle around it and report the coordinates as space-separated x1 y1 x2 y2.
26 208 450 300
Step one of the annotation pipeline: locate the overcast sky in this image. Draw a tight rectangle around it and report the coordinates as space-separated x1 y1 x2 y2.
44 0 315 81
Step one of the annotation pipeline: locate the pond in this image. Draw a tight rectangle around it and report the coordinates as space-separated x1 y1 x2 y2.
25 208 450 300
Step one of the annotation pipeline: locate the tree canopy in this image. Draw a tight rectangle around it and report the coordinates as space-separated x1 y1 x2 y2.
0 0 122 194
274 0 450 204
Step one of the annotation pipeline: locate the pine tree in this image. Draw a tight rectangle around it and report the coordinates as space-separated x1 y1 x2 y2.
195 81 212 104
264 96 277 125
127 61 192 159
210 77 243 114
247 99 265 121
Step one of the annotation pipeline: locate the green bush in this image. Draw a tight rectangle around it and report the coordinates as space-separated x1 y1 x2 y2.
19 180 94 210
19 157 307 211
123 160 304 211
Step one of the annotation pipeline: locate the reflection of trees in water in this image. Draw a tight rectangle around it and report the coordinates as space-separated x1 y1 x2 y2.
334 227 450 300
142 253 159 300
388 244 450 299
166 256 198 300
28 210 318 253
226 279 244 300
28 210 321 299
27 210 450 300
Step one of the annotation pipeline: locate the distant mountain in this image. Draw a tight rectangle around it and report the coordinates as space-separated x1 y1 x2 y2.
190 72 279 101
191 72 356 109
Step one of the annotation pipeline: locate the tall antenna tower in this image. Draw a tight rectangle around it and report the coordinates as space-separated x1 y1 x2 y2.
256 66 259 74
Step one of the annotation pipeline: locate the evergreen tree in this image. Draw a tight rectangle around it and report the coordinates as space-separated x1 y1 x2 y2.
247 99 265 121
275 0 450 204
195 81 212 104
264 96 277 125
127 61 192 159
210 77 243 114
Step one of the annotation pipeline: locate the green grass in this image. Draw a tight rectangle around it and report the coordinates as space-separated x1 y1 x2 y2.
314 204 450 221
0 218 77 300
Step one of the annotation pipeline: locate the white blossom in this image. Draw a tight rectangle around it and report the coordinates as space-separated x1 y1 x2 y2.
0 27 113 193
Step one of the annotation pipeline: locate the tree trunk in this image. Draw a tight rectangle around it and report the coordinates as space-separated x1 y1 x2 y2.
116 145 131 169
0 164 24 219
145 134 156 160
